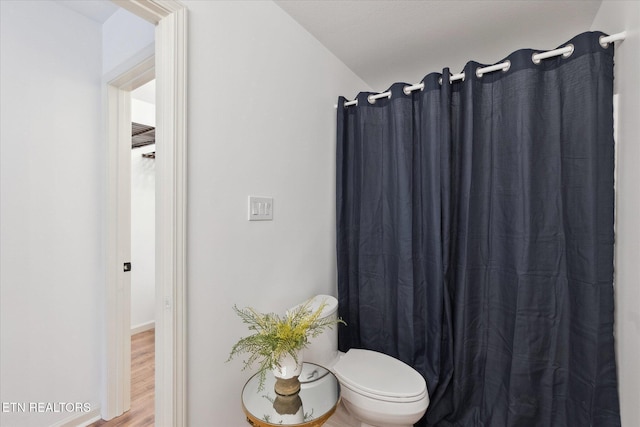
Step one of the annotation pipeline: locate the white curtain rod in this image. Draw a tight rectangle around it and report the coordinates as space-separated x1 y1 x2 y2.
339 31 626 108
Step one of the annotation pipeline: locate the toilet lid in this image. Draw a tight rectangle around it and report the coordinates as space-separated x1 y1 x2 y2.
333 349 427 403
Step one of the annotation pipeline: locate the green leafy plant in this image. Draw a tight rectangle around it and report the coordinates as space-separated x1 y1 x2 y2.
227 298 345 390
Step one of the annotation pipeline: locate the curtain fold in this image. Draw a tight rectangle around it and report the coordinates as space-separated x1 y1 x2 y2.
336 31 620 426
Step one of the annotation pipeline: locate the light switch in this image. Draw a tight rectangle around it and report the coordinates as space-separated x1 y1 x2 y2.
248 196 273 221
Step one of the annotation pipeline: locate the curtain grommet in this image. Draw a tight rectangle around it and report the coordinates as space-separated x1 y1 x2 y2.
502 60 511 72
563 43 575 58
599 35 610 48
403 86 411 96
367 94 376 104
476 67 483 79
532 52 541 65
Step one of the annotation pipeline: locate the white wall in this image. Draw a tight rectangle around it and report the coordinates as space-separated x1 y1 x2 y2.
591 2 640 425
131 99 156 128
130 96 156 331
184 1 370 425
130 144 155 331
0 1 103 426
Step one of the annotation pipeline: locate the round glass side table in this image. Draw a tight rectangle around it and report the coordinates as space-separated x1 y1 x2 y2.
241 362 341 427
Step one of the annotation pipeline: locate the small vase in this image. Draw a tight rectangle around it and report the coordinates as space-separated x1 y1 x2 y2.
272 351 303 396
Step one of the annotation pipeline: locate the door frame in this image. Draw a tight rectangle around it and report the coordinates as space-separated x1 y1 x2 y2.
105 1 187 426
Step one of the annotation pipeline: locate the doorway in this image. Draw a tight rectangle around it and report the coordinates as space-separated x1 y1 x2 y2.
104 56 154 423
103 2 187 426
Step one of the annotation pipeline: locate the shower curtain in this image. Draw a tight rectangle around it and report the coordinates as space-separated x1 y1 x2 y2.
336 31 621 426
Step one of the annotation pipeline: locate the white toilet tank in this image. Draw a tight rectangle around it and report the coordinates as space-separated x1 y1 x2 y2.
290 294 340 368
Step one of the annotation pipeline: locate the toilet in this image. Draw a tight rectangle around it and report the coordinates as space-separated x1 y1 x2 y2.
292 295 429 427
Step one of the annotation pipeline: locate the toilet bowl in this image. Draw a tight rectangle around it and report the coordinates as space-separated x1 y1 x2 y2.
333 349 429 427
292 295 429 427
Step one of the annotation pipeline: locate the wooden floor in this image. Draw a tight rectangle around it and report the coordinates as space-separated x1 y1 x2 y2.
90 329 155 427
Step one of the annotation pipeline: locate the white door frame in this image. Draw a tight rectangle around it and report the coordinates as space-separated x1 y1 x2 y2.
105 1 187 426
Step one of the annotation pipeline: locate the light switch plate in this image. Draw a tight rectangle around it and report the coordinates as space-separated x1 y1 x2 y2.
248 196 273 221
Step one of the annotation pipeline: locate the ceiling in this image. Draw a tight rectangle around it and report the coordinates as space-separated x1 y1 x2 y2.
274 0 603 92
55 0 604 94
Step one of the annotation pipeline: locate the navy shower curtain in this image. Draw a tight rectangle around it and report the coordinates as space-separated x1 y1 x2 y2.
336 31 620 426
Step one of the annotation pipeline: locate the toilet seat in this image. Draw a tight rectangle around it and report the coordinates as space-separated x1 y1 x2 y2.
333 349 427 403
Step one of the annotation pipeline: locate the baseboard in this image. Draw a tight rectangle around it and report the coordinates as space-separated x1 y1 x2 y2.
49 408 101 427
131 320 155 335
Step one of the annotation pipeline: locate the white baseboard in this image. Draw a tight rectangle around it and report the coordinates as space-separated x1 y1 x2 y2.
50 408 101 427
131 320 155 335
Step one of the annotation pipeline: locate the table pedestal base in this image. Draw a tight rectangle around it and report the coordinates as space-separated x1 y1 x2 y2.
274 376 300 396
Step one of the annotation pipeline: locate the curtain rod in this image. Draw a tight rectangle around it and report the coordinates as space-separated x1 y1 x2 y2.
338 31 626 108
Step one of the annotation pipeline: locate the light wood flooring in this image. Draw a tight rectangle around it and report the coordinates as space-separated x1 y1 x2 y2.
90 329 155 427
